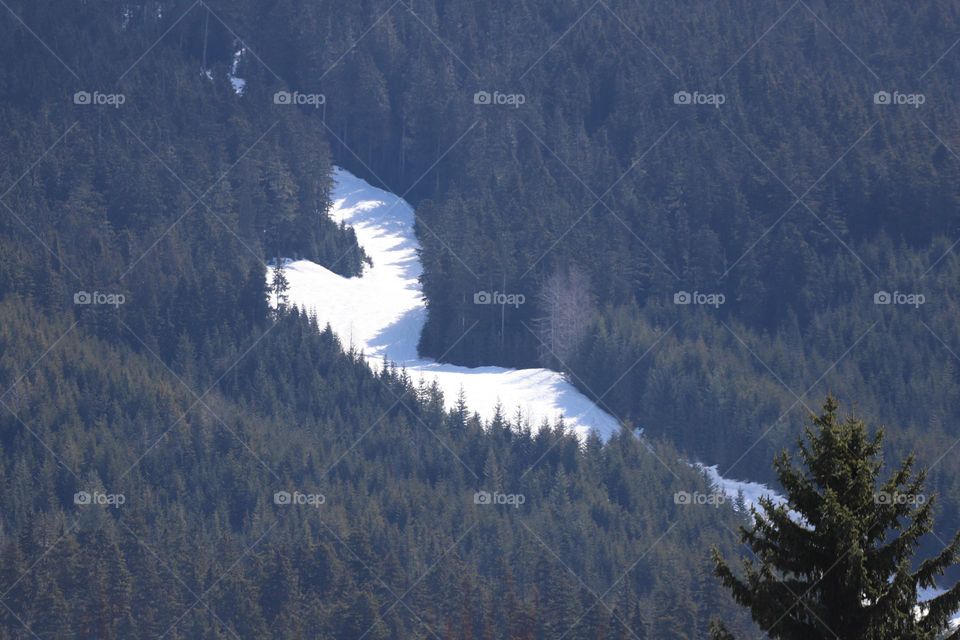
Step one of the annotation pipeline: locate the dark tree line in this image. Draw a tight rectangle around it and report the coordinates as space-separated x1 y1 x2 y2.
3 1 960 637
0 298 763 638
207 0 960 543
0 2 759 638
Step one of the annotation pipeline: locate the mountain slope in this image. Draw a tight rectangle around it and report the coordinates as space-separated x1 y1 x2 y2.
271 168 621 439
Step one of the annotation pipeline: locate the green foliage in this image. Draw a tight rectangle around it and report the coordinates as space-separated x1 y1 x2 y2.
2 1 959 637
713 397 960 639
0 2 756 629
0 300 761 638
185 0 960 550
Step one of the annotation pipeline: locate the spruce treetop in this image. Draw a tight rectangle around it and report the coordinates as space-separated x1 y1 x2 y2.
713 396 960 640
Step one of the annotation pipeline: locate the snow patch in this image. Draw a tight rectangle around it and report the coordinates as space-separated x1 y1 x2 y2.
697 463 786 514
228 45 246 95
918 586 960 629
268 168 620 440
269 168 960 625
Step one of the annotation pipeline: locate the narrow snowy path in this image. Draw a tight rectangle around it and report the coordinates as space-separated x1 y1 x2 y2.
269 168 619 439
268 168 784 503
267 169 960 624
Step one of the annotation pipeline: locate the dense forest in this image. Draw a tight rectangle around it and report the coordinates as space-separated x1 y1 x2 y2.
0 1 761 638
0 301 757 638
2 0 960 637
211 0 960 534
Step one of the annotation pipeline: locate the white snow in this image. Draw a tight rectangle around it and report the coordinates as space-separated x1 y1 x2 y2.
268 168 960 626
697 463 787 514
918 586 960 629
230 76 247 95
228 45 246 95
268 168 621 439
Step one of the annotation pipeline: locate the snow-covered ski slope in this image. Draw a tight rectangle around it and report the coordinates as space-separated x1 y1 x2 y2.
267 170 960 621
270 169 792 507
269 168 620 439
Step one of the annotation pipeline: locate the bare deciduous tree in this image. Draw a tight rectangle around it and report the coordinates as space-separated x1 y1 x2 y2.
534 265 596 369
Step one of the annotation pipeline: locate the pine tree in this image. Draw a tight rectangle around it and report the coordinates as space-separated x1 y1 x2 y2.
271 261 290 311
712 396 960 639
482 449 504 493
339 592 390 640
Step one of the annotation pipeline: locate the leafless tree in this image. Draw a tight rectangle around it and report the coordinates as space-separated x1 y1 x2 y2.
534 265 596 369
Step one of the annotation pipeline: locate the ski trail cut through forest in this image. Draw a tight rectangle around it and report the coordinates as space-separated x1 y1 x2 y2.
270 167 621 439
268 167 783 509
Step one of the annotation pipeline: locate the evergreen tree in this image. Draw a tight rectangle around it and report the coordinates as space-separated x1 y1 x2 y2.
271 261 290 311
712 396 960 639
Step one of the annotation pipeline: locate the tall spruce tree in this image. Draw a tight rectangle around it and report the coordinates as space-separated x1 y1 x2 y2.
271 260 291 311
712 396 960 639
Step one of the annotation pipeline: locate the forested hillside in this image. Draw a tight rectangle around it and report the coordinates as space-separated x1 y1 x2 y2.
0 1 769 638
206 0 960 529
1 300 758 638
4 1 960 637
